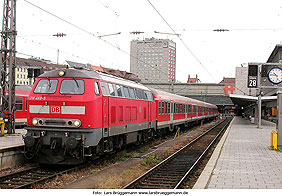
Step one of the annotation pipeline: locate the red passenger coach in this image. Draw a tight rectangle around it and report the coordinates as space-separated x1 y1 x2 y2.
151 88 218 131
2 86 31 127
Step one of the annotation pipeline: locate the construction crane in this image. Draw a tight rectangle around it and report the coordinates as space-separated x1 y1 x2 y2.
0 0 17 134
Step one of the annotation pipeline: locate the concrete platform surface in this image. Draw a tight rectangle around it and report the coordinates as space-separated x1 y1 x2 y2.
0 129 26 149
194 116 282 189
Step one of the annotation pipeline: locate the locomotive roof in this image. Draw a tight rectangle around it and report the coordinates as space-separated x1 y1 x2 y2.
39 68 150 91
39 68 102 79
98 72 150 91
150 88 217 107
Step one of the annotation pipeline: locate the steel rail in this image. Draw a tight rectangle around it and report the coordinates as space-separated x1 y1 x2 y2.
174 118 232 189
0 163 89 189
123 118 231 189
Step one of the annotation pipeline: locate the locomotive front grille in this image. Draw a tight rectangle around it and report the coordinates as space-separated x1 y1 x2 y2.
45 120 66 126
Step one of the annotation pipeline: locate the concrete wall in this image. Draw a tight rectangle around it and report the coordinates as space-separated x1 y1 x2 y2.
0 145 25 169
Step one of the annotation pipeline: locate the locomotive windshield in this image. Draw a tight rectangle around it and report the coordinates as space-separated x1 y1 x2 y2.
59 79 84 94
34 79 58 94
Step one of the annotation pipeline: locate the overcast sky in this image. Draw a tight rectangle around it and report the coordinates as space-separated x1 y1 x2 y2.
1 0 282 83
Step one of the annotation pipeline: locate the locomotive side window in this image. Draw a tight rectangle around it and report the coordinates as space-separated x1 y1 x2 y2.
100 81 109 95
60 79 84 94
128 88 136 99
34 79 58 94
15 97 23 111
108 83 116 96
116 84 123 97
94 81 100 95
122 86 130 98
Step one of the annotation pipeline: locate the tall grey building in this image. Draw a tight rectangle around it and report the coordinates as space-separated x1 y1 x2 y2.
130 38 176 83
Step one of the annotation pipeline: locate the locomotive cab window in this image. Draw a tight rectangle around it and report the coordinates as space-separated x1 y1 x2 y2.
34 79 58 94
60 79 84 94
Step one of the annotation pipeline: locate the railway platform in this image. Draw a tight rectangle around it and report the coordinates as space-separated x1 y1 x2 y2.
194 116 282 189
0 129 26 169
0 129 26 149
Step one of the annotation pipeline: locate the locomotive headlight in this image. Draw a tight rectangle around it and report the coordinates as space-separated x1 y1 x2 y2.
73 120 81 127
58 70 65 76
32 119 38 125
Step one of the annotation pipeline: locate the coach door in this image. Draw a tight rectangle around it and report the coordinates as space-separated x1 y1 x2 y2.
102 96 109 136
148 101 152 122
170 101 174 123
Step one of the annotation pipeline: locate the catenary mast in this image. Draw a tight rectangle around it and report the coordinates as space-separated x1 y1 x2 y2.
0 0 17 134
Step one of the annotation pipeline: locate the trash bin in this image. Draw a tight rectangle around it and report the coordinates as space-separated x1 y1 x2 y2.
251 117 255 124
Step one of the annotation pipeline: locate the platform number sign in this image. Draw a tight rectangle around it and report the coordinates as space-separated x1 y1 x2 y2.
248 64 258 88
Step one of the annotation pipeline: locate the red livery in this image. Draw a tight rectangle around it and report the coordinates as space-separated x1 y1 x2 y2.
23 68 217 165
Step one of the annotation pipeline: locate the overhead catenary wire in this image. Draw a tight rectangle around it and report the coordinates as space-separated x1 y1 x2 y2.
146 0 217 82
22 0 177 82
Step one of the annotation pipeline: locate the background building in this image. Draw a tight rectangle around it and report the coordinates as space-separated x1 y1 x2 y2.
219 77 235 96
130 38 176 83
15 57 66 86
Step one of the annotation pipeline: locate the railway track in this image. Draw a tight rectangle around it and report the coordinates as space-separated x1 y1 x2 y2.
0 164 87 189
124 117 232 189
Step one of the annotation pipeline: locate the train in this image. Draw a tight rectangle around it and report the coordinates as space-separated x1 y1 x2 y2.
1 86 31 127
23 68 218 165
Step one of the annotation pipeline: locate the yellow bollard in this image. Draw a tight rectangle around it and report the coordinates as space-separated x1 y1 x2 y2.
274 131 278 150
271 130 274 147
0 120 4 135
271 130 278 150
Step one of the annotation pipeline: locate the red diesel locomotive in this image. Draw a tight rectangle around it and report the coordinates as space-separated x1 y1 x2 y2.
23 68 217 165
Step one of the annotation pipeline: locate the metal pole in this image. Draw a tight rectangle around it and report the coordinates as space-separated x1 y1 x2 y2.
277 91 282 146
257 64 262 128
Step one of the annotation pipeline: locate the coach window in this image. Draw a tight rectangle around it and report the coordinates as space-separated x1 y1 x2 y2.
168 102 170 114
25 98 27 111
158 101 161 115
165 102 167 114
94 81 100 95
188 104 191 113
108 83 116 96
116 84 122 97
123 86 130 98
15 97 23 111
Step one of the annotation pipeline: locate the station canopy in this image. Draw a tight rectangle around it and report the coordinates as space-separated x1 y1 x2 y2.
229 94 277 107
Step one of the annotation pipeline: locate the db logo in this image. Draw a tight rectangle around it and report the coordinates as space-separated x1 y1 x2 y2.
50 106 61 114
